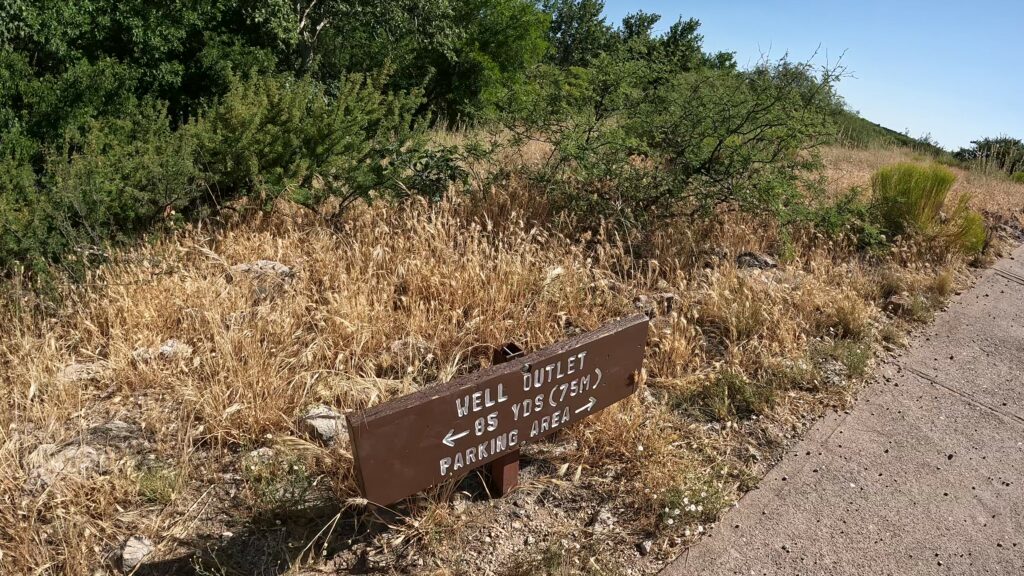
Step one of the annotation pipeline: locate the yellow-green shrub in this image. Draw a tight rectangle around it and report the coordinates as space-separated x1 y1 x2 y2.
871 163 985 255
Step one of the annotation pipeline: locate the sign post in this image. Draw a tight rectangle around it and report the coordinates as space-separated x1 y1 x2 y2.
488 342 526 496
347 314 649 505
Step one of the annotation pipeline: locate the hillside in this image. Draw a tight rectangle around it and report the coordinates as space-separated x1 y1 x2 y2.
3 1 1024 574
2 144 1023 574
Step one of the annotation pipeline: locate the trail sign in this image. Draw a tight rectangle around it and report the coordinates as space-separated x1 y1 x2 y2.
347 314 650 505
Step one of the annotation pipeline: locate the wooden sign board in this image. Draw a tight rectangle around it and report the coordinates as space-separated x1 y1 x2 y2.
347 314 649 505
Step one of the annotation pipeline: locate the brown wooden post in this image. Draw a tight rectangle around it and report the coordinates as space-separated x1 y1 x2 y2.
488 342 524 496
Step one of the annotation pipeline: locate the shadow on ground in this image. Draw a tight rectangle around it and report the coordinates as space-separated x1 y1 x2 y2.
135 501 375 576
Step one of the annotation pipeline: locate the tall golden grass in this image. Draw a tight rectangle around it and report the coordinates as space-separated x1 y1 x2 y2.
0 145 1021 574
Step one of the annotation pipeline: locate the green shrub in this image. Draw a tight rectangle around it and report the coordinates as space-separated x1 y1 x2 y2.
951 208 987 255
810 187 888 251
490 54 838 228
191 74 429 209
1 100 199 275
871 163 956 237
0 76 467 276
1012 172 1024 184
870 162 985 255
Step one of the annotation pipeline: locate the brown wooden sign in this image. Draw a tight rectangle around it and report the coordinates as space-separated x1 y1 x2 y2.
347 314 649 505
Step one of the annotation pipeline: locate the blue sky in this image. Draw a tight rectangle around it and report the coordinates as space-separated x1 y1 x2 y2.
602 1 1023 150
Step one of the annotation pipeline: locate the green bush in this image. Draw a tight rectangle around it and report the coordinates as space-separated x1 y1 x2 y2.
804 187 888 252
0 76 467 276
871 163 956 237
191 74 430 209
1012 172 1024 184
870 163 985 255
489 53 839 228
1 100 198 275
951 208 987 255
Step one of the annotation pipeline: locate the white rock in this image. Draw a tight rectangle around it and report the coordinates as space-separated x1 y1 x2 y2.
389 337 431 357
121 536 154 572
246 447 275 465
158 339 192 361
131 347 154 364
60 362 109 382
26 444 101 487
230 260 293 279
300 404 347 445
89 420 139 441
588 506 617 533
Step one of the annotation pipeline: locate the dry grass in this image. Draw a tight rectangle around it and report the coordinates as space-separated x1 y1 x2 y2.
821 145 1024 224
1 145 1022 575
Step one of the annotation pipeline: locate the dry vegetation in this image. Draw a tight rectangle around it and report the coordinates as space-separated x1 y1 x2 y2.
1 145 1023 576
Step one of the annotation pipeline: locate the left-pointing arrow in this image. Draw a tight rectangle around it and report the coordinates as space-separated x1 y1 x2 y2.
443 429 470 447
575 396 597 414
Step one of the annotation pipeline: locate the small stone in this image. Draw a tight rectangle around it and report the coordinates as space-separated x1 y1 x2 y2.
26 444 101 487
389 337 432 358
736 251 778 270
230 260 293 279
633 294 654 315
88 420 141 444
158 339 192 361
544 266 565 285
60 361 109 383
300 404 347 445
525 535 536 546
121 536 154 572
246 447 275 464
588 506 617 533
637 539 653 556
131 348 155 364
884 293 914 315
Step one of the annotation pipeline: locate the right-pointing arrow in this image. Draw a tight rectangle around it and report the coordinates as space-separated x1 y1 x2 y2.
575 396 597 414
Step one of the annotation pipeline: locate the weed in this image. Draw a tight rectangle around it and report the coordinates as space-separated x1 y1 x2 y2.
828 340 872 380
241 453 317 516
683 372 774 422
137 465 181 505
762 357 821 392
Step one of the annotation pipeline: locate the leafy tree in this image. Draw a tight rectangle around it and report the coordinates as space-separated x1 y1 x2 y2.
490 52 839 226
417 0 550 121
541 0 613 67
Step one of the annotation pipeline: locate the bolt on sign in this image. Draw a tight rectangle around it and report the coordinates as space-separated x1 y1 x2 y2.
347 314 650 505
